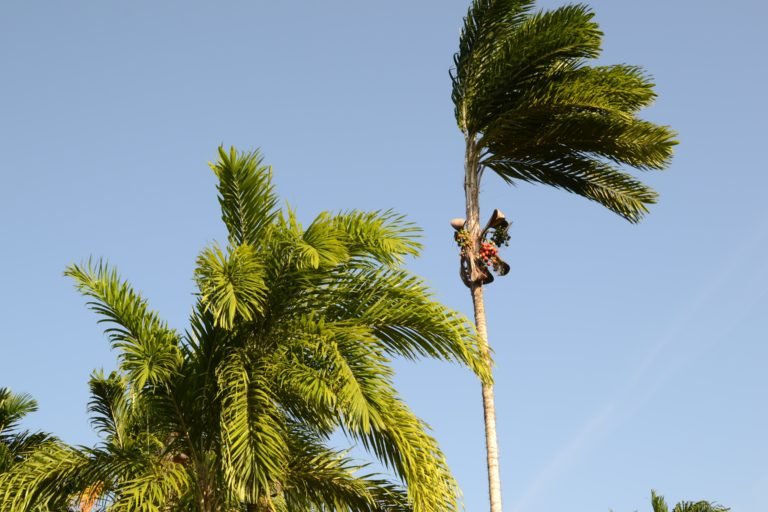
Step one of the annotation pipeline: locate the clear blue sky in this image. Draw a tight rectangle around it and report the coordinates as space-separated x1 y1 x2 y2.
1 1 766 510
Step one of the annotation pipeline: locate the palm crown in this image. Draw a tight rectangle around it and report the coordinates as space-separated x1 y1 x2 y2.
453 0 677 222
0 147 488 512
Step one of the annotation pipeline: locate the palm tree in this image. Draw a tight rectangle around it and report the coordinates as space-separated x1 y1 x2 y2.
651 490 729 512
0 388 51 475
0 147 489 512
449 1 677 510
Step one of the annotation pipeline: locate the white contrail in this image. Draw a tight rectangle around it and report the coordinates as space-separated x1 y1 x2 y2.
511 227 768 512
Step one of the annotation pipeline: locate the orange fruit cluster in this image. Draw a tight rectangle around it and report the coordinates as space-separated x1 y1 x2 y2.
480 241 498 262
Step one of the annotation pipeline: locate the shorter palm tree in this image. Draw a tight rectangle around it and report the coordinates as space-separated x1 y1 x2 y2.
0 147 489 512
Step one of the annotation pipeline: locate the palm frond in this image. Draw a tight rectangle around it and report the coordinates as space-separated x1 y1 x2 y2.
520 64 659 115
50 146 487 510
484 108 676 171
458 3 602 132
88 370 130 447
652 491 729 512
283 427 411 512
0 440 85 512
332 210 421 267
349 394 459 512
487 155 658 222
218 350 288 502
65 260 182 389
293 212 350 270
211 146 279 247
0 388 37 437
321 268 491 382
108 460 191 512
272 316 391 434
195 243 268 330
453 0 537 129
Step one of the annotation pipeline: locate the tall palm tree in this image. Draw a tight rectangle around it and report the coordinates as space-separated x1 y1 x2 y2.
651 490 729 512
449 1 677 510
0 147 489 512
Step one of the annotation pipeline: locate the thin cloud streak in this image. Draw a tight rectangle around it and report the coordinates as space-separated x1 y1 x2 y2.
511 227 768 511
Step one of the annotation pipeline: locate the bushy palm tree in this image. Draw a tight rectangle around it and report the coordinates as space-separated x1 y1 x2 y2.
449 1 677 510
0 147 489 512
0 389 51 475
651 490 729 512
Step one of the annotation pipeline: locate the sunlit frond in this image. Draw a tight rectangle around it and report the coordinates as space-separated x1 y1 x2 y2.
218 350 288 502
487 155 658 222
332 210 421 266
211 146 279 247
0 388 37 438
0 440 85 512
321 268 490 382
283 427 411 512
65 260 182 388
88 370 131 446
350 393 459 512
109 460 191 512
196 243 268 330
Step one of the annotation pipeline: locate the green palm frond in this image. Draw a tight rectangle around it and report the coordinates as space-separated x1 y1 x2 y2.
0 388 37 437
483 109 675 171
273 316 391 434
456 3 602 132
211 145 279 247
350 393 459 512
0 440 86 512
520 64 658 115
65 260 183 389
196 243 268 330
88 370 131 447
651 491 729 512
109 460 191 512
218 350 288 502
672 500 730 512
278 209 351 271
283 427 411 512
486 155 657 222
320 268 490 381
331 210 422 267
652 490 670 512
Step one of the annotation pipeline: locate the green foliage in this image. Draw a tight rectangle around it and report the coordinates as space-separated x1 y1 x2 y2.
0 147 488 511
0 389 53 477
452 0 677 221
650 490 729 512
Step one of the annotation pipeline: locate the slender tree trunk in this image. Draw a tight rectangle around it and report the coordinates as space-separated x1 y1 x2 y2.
464 136 503 512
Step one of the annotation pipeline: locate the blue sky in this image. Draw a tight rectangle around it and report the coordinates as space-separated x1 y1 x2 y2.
1 1 766 510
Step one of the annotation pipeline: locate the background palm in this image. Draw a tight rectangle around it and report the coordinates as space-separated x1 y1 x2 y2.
0 147 488 512
0 389 51 476
450 1 677 510
651 491 728 512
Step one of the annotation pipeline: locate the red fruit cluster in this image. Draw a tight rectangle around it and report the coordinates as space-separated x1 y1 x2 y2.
480 241 498 262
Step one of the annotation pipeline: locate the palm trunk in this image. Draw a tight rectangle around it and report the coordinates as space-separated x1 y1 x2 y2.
464 136 503 512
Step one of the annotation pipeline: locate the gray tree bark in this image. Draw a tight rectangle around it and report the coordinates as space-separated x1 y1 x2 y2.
464 136 503 512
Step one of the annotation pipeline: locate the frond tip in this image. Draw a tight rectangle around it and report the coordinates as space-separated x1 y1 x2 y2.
210 145 279 246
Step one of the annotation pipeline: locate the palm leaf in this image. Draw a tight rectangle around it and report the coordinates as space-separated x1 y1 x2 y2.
65 260 182 389
211 146 279 247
